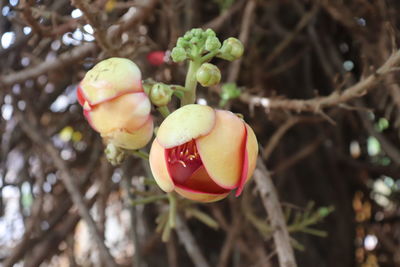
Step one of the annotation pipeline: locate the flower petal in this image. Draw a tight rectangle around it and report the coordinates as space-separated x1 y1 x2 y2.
157 104 216 148
149 139 175 192
174 185 229 203
177 166 229 194
196 110 245 189
234 123 258 196
89 92 151 134
244 123 258 183
102 117 154 150
80 57 143 105
76 85 86 107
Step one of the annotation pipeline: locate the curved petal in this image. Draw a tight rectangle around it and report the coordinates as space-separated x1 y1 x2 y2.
234 123 258 196
76 85 86 107
196 110 245 189
157 104 216 148
80 57 143 105
89 92 151 134
244 123 258 183
174 186 229 203
149 139 174 192
102 117 154 150
177 166 229 194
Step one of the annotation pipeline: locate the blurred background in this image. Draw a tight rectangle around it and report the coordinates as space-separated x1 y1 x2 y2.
1 0 400 266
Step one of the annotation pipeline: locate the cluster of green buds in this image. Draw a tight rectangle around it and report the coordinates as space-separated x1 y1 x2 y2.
170 28 243 89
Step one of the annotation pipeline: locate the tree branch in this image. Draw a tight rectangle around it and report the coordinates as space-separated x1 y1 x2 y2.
241 49 400 113
253 157 297 267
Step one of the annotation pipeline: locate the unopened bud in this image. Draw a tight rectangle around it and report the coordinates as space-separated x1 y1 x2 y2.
218 37 244 61
150 83 173 107
171 47 187 62
205 36 221 51
196 63 221 87
105 143 125 166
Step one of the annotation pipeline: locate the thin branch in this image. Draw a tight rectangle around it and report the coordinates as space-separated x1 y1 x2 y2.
264 4 318 67
175 214 211 267
0 0 158 87
17 114 118 267
227 0 256 82
241 49 400 113
0 43 97 87
202 0 246 31
253 157 297 267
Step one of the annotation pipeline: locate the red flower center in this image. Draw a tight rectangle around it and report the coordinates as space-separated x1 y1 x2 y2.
165 140 229 194
166 140 202 184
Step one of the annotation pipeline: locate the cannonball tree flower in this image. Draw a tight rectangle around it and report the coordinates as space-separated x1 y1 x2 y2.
77 57 153 150
149 104 258 202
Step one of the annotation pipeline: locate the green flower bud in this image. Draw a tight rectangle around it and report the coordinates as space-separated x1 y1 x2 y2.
150 83 173 106
219 83 241 107
205 36 221 51
196 63 221 87
177 37 188 48
218 37 244 61
171 47 187 62
205 28 216 37
105 143 125 166
192 28 202 37
317 207 331 217
221 83 241 100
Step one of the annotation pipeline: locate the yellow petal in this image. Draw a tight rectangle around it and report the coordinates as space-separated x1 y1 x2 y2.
80 57 142 105
157 104 216 148
89 92 151 133
196 110 245 189
102 117 153 150
244 123 258 182
174 186 229 203
149 139 174 192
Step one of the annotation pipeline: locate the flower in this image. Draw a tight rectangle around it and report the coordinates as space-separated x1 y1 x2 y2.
149 104 258 202
77 57 153 150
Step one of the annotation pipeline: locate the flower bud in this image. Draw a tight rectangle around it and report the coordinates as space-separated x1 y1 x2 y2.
196 63 221 87
150 83 173 107
78 57 153 150
217 37 244 61
149 104 258 202
105 143 125 166
177 37 188 48
205 36 221 51
171 47 187 62
205 28 216 37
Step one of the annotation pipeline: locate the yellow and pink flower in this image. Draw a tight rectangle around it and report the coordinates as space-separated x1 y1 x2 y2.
77 57 153 150
149 104 258 202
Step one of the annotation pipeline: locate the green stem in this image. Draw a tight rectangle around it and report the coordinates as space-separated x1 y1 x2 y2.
168 192 177 228
130 150 149 160
181 59 201 106
157 106 171 118
131 195 168 206
201 50 219 63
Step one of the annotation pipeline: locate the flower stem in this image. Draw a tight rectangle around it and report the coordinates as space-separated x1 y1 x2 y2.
168 192 177 228
157 106 171 118
131 194 168 206
181 59 201 106
130 150 149 160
